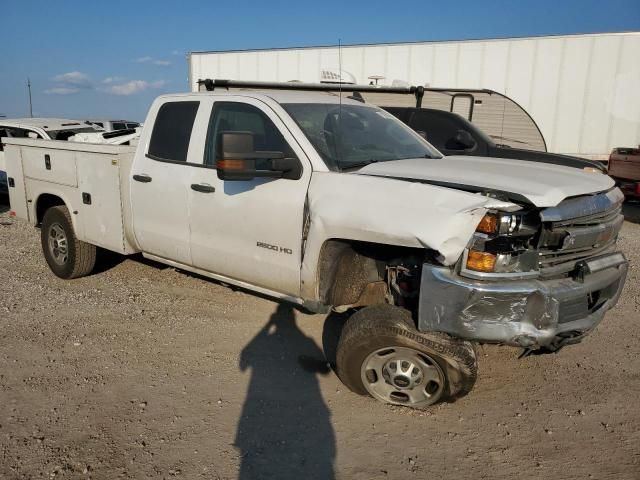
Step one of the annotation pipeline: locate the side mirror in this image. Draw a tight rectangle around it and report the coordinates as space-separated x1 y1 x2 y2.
453 130 476 150
217 131 302 181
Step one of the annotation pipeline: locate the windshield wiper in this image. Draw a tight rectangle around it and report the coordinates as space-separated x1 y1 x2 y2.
340 159 380 171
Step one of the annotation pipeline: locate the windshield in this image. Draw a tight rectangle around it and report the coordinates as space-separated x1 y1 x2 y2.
282 103 441 170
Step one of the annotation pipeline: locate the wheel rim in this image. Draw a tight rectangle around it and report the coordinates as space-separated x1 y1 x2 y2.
48 223 69 266
361 346 445 407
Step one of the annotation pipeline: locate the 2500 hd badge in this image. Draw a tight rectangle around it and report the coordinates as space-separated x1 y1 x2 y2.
257 241 293 255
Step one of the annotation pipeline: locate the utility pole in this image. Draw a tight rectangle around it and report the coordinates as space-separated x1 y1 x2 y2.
27 78 33 117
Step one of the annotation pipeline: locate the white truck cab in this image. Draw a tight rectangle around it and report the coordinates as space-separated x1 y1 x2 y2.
2 81 628 409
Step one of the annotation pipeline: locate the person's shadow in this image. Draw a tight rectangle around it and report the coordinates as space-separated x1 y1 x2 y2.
235 303 336 480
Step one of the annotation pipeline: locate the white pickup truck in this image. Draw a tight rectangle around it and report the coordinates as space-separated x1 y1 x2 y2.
4 80 628 409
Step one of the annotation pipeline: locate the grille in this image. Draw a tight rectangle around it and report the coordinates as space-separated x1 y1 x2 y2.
538 194 624 278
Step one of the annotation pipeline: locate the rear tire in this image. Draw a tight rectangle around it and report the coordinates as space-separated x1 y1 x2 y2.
336 304 477 408
41 205 96 279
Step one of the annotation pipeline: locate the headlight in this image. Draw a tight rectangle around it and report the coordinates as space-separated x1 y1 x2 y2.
475 212 531 235
462 210 541 279
465 250 539 274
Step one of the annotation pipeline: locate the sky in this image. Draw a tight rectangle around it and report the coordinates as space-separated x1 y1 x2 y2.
1 0 639 122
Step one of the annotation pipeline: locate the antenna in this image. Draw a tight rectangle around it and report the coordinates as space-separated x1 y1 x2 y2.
27 78 33 118
338 38 343 165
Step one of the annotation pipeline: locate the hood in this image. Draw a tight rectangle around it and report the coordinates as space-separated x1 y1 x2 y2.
356 156 615 207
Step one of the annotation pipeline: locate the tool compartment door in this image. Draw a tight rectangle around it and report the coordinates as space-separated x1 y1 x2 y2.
22 144 78 187
76 153 127 253
4 144 29 221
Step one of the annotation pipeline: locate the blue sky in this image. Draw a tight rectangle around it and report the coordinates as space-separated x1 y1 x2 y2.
1 0 639 121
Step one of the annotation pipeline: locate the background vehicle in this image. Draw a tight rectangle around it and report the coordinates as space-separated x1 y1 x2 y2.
608 145 640 199
3 80 628 409
382 106 607 172
69 127 142 146
86 119 141 132
0 118 101 194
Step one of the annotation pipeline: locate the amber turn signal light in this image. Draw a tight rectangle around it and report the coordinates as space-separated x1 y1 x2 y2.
476 214 498 234
466 250 497 272
217 159 246 170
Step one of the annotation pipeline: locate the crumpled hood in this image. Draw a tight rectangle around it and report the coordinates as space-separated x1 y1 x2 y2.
356 156 615 207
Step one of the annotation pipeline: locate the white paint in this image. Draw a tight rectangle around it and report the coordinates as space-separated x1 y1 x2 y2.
356 156 614 207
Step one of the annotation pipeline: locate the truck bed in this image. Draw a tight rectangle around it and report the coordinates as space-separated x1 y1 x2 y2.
4 138 139 255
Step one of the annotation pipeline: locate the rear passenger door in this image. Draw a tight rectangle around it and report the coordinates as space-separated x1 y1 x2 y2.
130 100 203 265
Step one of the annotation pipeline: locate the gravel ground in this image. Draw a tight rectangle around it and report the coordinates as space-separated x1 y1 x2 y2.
1 197 639 479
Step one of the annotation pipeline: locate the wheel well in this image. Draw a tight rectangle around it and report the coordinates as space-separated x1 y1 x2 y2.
36 194 65 225
317 239 435 311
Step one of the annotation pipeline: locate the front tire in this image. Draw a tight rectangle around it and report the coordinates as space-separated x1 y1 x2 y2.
336 304 477 408
41 206 96 279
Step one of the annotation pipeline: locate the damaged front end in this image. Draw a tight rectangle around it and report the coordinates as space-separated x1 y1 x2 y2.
418 188 628 351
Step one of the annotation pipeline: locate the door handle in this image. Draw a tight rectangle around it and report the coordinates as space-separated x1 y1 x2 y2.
133 174 152 183
191 183 216 193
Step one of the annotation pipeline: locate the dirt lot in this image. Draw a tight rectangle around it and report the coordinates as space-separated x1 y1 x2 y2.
1 198 639 480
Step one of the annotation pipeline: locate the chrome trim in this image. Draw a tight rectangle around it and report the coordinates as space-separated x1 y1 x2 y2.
540 188 624 222
582 252 627 274
419 253 628 348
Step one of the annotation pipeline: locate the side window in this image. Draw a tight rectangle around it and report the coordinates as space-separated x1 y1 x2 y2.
125 122 139 129
410 112 468 151
148 101 200 163
204 102 295 167
93 122 104 128
112 122 127 130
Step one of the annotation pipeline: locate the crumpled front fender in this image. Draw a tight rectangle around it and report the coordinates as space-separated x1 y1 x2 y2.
300 172 519 300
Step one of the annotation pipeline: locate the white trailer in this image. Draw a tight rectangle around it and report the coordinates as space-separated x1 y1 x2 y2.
188 32 640 160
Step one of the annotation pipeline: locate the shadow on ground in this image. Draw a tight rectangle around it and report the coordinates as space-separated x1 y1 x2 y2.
622 201 640 224
234 304 336 480
322 311 350 370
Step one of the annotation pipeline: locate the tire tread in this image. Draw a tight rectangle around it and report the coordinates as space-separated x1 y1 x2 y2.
336 304 477 405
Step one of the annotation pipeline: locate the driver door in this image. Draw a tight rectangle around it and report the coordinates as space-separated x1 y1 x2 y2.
188 97 312 296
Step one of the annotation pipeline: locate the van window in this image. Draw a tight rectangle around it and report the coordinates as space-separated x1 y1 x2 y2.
112 122 127 130
409 111 466 151
204 102 294 167
148 101 200 162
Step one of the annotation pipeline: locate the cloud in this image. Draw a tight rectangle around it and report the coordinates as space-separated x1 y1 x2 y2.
171 50 182 56
44 87 80 95
135 56 171 66
102 79 168 96
52 71 92 89
102 76 124 84
45 71 93 94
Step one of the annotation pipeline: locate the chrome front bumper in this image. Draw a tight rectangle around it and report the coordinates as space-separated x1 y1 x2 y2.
418 253 628 349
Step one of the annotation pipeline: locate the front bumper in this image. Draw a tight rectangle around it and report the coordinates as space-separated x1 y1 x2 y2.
418 253 628 349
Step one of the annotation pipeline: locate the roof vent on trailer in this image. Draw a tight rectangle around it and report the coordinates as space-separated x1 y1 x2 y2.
320 68 356 84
